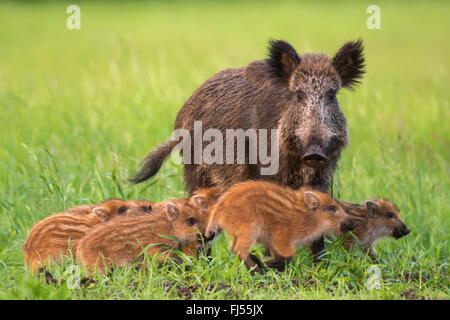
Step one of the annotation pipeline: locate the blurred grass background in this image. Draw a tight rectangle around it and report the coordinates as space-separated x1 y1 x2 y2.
0 0 448 299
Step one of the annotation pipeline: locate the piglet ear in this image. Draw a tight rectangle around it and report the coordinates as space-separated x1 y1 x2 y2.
268 39 301 81
166 202 180 222
191 195 208 210
332 39 365 89
365 201 378 217
304 191 321 210
340 201 365 218
93 207 109 221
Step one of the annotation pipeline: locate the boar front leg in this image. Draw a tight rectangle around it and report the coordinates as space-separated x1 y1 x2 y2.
248 253 265 271
266 257 292 272
230 236 262 274
266 243 295 272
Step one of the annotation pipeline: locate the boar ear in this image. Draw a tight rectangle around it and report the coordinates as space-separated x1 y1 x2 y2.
166 203 180 221
93 207 109 221
268 39 301 81
191 195 207 210
340 201 365 218
304 191 321 210
332 39 365 89
365 201 378 217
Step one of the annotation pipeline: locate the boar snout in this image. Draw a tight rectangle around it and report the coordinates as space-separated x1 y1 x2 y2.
340 218 357 233
393 224 411 239
204 231 216 242
302 144 328 168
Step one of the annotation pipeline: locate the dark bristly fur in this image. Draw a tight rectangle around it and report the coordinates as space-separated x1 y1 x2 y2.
267 39 302 80
332 39 365 89
131 39 365 194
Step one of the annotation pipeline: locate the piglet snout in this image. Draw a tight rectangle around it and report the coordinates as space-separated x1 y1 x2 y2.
340 219 358 233
393 225 411 239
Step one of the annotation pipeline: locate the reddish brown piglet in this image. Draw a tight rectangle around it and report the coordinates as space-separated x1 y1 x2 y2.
77 191 217 272
23 199 153 272
206 181 357 273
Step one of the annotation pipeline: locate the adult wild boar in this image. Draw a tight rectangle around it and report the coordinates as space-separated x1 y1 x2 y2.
132 39 365 198
132 39 365 261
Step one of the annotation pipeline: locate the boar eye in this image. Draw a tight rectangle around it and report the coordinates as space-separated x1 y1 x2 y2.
186 217 197 226
118 206 128 214
326 90 337 104
141 205 152 212
297 90 305 101
387 212 395 219
326 205 338 213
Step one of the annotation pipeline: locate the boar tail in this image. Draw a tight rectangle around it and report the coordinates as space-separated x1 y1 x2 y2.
130 140 178 184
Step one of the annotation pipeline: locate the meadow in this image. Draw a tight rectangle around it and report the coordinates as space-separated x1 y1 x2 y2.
0 0 448 299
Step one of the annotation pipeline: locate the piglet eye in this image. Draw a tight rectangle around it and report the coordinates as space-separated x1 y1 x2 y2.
118 206 128 214
141 205 151 213
327 205 338 213
297 90 304 101
186 218 197 226
387 212 395 219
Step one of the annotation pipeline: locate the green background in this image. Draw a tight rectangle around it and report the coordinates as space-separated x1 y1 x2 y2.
0 0 448 299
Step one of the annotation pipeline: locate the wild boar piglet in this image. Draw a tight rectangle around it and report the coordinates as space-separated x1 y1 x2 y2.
340 198 410 259
77 191 216 272
206 181 357 273
23 199 153 272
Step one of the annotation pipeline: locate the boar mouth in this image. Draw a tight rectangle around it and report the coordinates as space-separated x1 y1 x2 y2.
393 227 410 239
200 232 215 242
302 145 328 168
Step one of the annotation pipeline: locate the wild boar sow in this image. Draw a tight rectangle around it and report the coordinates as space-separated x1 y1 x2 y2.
132 39 365 194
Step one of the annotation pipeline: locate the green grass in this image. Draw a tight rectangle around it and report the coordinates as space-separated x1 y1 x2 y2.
0 0 448 299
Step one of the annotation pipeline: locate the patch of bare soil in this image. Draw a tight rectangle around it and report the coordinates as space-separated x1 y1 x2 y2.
164 282 232 299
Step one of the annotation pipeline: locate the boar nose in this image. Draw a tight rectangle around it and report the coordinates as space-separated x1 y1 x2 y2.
340 219 357 233
205 232 215 242
393 225 410 239
346 219 357 232
402 226 411 236
302 145 328 168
